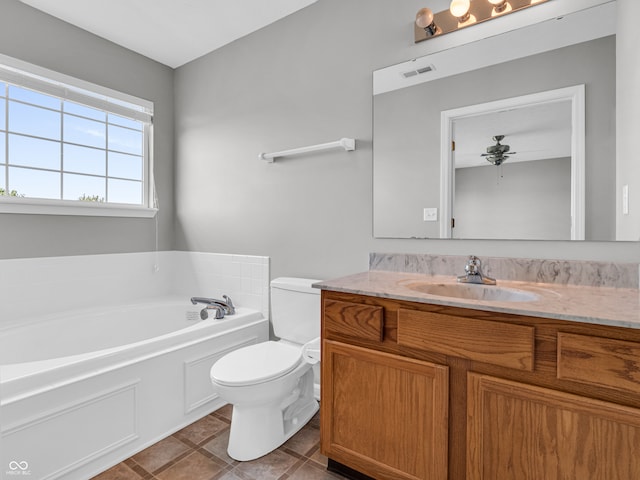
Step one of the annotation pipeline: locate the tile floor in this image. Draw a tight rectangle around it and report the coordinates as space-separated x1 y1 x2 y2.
92 405 345 480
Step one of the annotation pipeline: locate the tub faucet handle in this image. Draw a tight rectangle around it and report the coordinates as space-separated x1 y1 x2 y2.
222 295 235 315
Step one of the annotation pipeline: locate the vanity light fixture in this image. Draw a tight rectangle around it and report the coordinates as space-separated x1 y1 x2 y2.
415 0 550 44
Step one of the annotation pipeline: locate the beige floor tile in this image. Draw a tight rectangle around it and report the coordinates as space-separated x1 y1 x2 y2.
174 415 229 445
309 448 330 468
155 451 224 480
307 411 321 430
213 404 233 421
231 449 299 480
202 429 235 464
131 436 190 473
283 425 321 456
91 462 143 480
214 471 245 480
288 461 345 480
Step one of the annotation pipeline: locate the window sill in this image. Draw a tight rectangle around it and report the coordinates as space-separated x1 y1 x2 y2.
0 197 158 218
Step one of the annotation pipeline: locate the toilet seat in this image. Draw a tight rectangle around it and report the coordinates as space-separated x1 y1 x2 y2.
211 341 302 387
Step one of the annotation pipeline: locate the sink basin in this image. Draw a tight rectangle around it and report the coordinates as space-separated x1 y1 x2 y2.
401 282 539 302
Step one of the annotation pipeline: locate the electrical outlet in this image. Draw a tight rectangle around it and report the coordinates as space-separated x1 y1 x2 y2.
423 207 438 222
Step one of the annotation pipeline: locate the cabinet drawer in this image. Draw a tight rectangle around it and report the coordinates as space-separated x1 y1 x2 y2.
323 299 384 342
558 333 640 394
397 309 534 371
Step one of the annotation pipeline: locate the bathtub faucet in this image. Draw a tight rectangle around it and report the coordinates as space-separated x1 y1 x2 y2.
190 295 236 315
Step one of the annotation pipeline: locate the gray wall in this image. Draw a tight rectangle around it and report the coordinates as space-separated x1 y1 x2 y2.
617 0 640 241
0 0 174 259
373 36 615 241
175 0 638 280
2 0 637 278
454 158 571 240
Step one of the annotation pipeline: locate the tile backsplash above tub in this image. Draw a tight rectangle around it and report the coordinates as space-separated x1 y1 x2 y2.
370 253 640 289
0 251 270 327
170 251 270 317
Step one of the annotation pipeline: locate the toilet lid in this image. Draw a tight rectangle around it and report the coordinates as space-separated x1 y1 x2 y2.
210 341 302 387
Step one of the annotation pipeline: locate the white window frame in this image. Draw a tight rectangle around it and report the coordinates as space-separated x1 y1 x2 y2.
0 54 156 218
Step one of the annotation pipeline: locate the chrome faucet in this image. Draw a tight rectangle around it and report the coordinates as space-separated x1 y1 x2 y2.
190 295 236 316
457 256 496 285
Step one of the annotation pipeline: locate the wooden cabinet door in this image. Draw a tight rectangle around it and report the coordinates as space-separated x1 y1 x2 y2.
321 340 449 480
468 373 640 480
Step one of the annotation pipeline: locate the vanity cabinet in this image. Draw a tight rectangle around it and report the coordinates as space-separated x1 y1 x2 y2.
320 291 640 480
322 341 448 480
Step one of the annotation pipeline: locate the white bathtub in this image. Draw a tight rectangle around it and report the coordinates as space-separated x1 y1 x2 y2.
0 297 269 480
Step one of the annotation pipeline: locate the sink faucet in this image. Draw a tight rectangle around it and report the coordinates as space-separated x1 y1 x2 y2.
457 256 496 285
190 295 236 315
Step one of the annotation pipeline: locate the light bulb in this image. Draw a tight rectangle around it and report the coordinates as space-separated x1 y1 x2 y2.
450 0 470 22
415 7 437 36
488 0 508 13
415 8 434 29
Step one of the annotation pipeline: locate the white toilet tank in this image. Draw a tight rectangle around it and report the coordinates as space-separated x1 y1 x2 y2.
270 277 321 344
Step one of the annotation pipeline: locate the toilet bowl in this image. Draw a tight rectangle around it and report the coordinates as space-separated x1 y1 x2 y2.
209 278 321 461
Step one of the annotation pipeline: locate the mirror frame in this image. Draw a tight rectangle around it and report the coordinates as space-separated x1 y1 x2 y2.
439 85 586 240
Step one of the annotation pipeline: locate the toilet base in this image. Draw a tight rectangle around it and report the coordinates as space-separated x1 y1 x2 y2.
227 368 318 461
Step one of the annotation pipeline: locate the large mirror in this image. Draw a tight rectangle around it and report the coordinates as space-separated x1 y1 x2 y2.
373 1 617 241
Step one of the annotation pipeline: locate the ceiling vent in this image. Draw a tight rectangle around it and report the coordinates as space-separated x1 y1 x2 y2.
402 64 435 78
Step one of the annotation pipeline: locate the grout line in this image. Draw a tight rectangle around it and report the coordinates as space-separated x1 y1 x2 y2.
284 456 306 477
149 448 193 477
124 458 154 479
197 446 233 469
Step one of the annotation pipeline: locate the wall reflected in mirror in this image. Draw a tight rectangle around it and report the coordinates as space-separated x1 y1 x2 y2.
373 4 617 241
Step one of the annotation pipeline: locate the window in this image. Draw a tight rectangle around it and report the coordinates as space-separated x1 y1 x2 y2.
0 55 155 217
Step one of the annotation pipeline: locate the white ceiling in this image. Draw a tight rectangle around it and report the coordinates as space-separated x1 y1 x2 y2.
19 0 318 68
454 101 572 169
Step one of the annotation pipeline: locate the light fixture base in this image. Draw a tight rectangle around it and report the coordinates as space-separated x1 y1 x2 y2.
415 0 550 44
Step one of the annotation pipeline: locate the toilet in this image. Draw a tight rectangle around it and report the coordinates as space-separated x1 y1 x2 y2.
210 277 321 461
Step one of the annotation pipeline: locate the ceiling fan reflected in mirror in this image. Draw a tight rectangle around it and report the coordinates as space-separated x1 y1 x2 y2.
481 135 517 166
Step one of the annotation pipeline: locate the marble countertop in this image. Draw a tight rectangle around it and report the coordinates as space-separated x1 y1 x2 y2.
314 271 640 330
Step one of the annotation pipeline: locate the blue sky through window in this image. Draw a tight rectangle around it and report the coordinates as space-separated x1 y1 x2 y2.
0 84 145 204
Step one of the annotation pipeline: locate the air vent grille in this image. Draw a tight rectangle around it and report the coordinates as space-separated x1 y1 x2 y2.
402 64 435 78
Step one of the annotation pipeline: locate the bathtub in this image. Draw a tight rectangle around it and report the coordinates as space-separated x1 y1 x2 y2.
0 297 269 480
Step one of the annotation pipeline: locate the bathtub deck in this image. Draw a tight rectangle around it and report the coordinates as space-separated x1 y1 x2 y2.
91 405 344 480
